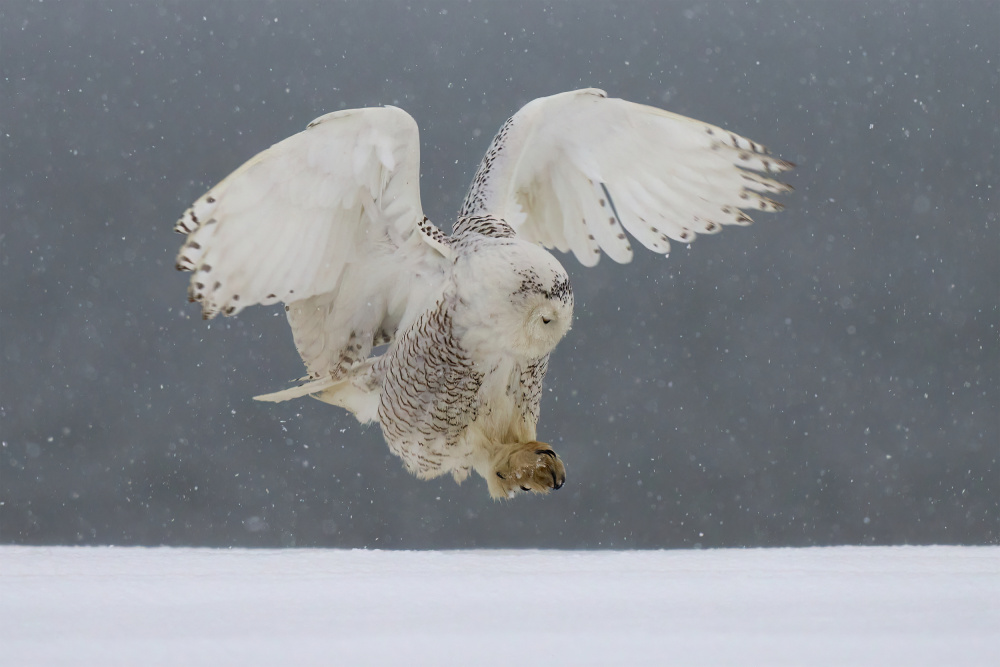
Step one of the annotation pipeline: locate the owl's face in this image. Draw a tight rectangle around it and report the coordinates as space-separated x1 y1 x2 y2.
511 262 574 359
516 294 573 358
452 238 574 360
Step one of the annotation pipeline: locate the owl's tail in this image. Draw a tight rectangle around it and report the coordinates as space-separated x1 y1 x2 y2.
254 371 381 424
253 376 338 403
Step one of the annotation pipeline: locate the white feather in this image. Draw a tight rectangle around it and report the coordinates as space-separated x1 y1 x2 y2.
461 88 793 265
175 106 447 376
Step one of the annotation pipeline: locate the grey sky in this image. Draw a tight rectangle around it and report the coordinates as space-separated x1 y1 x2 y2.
1 0 996 548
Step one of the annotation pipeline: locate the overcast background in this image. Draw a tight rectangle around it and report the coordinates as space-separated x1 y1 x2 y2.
2 0 996 549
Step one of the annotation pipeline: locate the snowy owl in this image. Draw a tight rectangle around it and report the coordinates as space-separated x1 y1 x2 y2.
175 88 792 499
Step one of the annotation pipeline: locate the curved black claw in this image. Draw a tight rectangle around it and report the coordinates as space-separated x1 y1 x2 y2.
489 441 567 499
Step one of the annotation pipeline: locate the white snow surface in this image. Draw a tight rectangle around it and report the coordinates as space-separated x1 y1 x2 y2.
2 545 997 666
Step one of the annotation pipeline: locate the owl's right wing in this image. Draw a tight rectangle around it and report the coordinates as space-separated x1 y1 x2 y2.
175 106 449 380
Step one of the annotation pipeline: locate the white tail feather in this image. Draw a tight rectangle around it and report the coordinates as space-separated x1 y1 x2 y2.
253 376 337 403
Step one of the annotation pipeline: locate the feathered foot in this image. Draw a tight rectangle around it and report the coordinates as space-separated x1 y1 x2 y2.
487 441 566 499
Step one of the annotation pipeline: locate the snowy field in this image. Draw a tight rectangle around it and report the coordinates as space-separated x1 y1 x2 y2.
2 546 997 666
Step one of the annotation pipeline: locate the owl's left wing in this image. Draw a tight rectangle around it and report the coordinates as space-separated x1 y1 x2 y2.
461 88 793 267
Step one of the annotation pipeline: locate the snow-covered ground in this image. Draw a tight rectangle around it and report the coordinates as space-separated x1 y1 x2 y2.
2 546 997 666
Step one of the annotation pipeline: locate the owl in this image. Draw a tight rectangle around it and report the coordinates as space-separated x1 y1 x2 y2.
175 89 792 498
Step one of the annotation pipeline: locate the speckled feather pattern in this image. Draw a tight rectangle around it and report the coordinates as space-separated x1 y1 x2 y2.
376 298 484 478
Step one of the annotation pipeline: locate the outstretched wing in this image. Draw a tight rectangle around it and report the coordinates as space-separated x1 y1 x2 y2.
175 106 448 379
460 88 793 267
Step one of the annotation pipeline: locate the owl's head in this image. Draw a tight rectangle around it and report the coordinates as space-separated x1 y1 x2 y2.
509 259 574 358
453 238 574 360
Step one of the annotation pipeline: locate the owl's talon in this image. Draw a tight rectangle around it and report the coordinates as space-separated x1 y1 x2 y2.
487 441 566 499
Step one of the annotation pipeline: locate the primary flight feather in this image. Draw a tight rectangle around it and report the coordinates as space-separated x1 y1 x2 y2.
175 88 793 498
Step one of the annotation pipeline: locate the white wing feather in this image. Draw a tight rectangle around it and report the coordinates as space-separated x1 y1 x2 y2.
175 106 446 379
461 88 794 267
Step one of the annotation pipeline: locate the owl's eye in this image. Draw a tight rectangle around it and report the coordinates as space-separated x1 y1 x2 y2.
541 316 552 324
